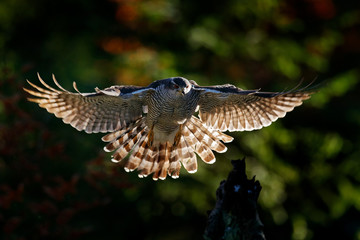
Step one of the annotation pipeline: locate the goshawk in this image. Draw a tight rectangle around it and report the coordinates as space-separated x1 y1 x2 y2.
24 74 313 180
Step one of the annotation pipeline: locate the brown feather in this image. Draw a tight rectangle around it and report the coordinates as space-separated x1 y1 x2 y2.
168 150 181 179
179 136 197 173
124 134 148 172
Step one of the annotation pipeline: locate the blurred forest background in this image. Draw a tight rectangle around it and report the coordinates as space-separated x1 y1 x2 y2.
1 0 360 239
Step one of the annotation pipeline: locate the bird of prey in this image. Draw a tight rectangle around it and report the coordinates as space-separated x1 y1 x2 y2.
24 74 313 180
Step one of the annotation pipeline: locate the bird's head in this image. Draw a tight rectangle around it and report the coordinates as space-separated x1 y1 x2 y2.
169 77 192 96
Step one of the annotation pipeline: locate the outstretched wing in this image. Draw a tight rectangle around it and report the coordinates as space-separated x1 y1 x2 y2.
196 83 313 132
24 73 153 133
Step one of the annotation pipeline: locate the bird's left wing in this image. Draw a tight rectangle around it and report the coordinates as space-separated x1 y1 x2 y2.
24 74 154 133
195 83 313 132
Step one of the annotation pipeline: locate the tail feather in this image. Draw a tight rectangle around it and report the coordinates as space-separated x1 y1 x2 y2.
152 142 171 180
101 126 130 142
195 144 216 164
159 143 172 180
124 131 148 172
109 125 146 162
211 130 234 143
100 116 232 180
100 118 146 164
187 117 228 153
183 121 218 164
168 150 181 179
178 136 197 173
160 159 170 179
137 145 158 178
105 127 135 153
150 145 161 177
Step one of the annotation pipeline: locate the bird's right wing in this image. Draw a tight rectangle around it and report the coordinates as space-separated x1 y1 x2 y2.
24 74 154 133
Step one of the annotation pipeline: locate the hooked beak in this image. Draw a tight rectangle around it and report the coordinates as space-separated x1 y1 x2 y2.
178 88 185 95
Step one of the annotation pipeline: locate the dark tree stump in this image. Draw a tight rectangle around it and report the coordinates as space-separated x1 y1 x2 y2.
204 158 266 240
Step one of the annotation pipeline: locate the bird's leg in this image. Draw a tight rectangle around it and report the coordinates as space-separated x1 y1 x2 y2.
148 125 154 147
173 124 183 147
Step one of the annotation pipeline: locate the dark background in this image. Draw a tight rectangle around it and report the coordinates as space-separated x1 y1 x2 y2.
1 0 360 239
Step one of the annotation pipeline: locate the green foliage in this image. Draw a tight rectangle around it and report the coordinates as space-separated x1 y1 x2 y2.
1 0 360 239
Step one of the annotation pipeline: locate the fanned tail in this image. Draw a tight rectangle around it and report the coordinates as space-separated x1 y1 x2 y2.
102 116 232 180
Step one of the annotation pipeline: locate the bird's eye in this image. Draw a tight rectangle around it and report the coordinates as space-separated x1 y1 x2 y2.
174 84 179 89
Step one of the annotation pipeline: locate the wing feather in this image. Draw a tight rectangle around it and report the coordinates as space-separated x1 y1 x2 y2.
197 84 313 132
24 74 153 133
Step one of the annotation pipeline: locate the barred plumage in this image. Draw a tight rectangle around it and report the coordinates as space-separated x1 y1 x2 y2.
24 74 314 180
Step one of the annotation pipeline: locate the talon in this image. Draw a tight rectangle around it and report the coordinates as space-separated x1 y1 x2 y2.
173 125 182 146
148 126 154 147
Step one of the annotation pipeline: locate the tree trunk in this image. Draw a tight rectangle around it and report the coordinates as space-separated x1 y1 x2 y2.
204 158 266 240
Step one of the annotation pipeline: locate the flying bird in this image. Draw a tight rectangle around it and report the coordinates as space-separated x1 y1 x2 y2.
24 74 313 180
